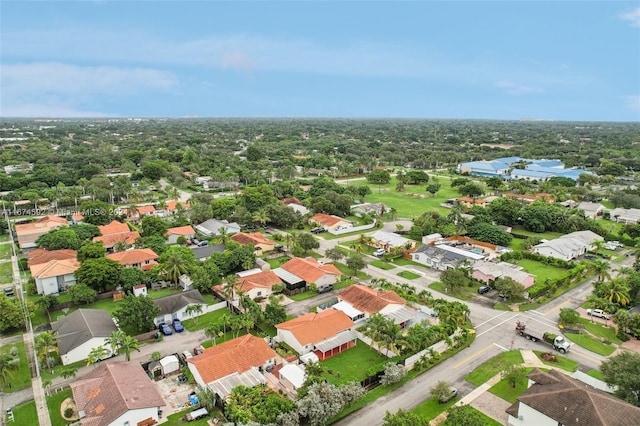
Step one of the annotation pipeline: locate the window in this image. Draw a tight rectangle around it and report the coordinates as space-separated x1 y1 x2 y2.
257 291 262 296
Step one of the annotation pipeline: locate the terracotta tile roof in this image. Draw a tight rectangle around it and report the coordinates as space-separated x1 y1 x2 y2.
30 258 80 279
97 220 130 236
457 197 486 204
276 310 355 346
187 335 275 384
230 232 273 247
93 231 140 249
106 248 158 270
506 369 640 426
238 271 282 292
281 257 341 283
137 205 156 214
444 235 497 250
14 216 68 247
72 212 84 222
310 213 348 227
166 200 190 211
338 284 405 314
166 225 195 236
282 197 300 205
27 249 77 267
70 361 165 426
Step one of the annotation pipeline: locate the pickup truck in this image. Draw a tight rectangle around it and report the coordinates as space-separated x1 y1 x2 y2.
515 320 571 354
586 309 611 320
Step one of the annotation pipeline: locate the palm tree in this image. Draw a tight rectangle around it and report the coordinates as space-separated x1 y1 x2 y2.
185 304 203 324
86 346 109 366
162 251 191 284
590 259 611 282
592 240 605 257
104 330 126 357
60 366 78 380
601 278 631 307
118 335 141 361
35 295 57 324
0 352 20 387
222 275 238 311
34 331 58 371
216 227 230 244
252 210 270 228
204 323 221 345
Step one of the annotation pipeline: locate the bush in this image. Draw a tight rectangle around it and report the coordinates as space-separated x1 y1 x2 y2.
64 408 74 418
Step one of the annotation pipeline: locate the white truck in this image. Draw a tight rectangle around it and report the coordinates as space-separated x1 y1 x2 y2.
515 320 572 354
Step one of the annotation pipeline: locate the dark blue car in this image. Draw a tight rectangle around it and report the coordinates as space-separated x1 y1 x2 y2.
172 318 185 332
159 322 173 336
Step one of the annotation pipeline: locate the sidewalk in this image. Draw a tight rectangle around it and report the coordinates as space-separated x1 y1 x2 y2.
430 349 547 425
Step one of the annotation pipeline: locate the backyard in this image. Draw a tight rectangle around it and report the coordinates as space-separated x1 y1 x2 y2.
514 259 569 283
465 350 524 386
320 339 391 385
0 341 32 392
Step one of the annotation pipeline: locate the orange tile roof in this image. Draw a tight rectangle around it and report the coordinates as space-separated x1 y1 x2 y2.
187 335 275 384
14 216 68 246
27 249 77 267
238 271 282 292
230 232 273 246
276 310 354 346
106 248 158 270
310 213 348 227
457 197 486 204
93 231 140 248
72 212 84 222
136 205 156 214
30 258 80 278
97 220 130 236
282 197 300 205
166 225 195 236
338 284 405 314
166 201 190 211
281 257 341 283
444 235 497 250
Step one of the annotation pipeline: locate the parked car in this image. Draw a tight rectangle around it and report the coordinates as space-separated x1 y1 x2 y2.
477 285 491 294
180 350 193 362
439 386 458 403
172 318 185 332
310 227 326 234
158 322 173 336
373 248 386 257
586 309 611 320
584 254 597 260
317 284 333 294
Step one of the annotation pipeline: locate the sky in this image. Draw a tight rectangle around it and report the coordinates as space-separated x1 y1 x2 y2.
1 1 639 121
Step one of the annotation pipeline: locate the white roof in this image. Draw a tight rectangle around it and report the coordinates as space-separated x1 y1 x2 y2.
300 352 319 364
332 301 364 320
273 267 303 284
371 230 411 248
380 305 418 325
560 230 603 246
434 243 486 260
160 355 179 367
279 364 306 389
207 367 266 399
314 330 358 353
237 268 263 278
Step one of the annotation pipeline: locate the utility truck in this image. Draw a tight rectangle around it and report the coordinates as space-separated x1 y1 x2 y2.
515 320 571 354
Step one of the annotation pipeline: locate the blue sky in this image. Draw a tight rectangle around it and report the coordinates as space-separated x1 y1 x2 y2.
1 1 639 121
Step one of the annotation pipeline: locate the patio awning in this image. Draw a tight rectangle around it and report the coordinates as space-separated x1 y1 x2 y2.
314 330 357 353
383 306 418 325
207 367 266 399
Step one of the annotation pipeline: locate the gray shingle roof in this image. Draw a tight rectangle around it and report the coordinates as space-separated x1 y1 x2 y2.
51 309 118 355
153 289 206 316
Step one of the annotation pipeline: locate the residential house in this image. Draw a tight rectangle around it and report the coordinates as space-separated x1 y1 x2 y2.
14 215 68 249
165 225 196 244
532 231 604 261
153 289 207 325
506 368 640 426
309 213 352 232
235 270 283 300
70 361 165 426
190 244 225 260
92 231 141 252
274 257 342 294
30 258 80 295
335 284 417 327
287 203 309 216
275 310 357 360
187 334 276 400
505 193 555 203
158 200 190 217
27 248 77 268
456 197 488 208
230 232 275 255
195 218 241 237
51 309 119 365
576 201 606 219
473 261 536 289
119 204 156 222
608 208 640 225
370 230 416 252
106 248 159 271
412 244 484 271
351 202 387 217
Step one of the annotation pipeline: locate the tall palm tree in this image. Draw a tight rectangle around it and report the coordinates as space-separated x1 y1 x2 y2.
35 295 57 324
118 335 141 361
601 278 631 307
104 330 126 357
252 210 271 228
204 323 221 345
185 304 203 324
60 366 78 380
590 259 612 282
0 352 20 387
216 227 230 244
34 331 57 370
162 251 191 284
86 346 109 366
222 275 238 311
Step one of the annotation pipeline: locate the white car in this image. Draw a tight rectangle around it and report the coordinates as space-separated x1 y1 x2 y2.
586 309 611 320
373 248 386 257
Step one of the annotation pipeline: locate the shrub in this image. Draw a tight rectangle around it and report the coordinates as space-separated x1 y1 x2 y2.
64 408 74 418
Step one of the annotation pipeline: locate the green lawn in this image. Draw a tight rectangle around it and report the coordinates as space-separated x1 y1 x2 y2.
533 351 578 372
428 282 475 301
488 368 533 403
163 405 224 425
321 340 390 385
586 369 604 380
0 341 32 392
510 226 565 240
333 262 371 280
369 260 395 270
397 270 420 280
465 350 524 386
493 303 512 311
0 243 11 259
564 333 616 356
10 400 38 425
514 259 569 283
182 308 229 331
41 359 86 384
48 388 73 426
518 302 541 311
0 261 13 280
411 396 458 420
576 318 622 344
389 257 426 268
0 234 9 242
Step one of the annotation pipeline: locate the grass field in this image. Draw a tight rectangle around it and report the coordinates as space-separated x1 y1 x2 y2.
411 396 458 420
0 341 32 392
564 333 616 356
321 340 390 385
182 308 229 331
586 369 604 380
576 318 622 344
428 282 475 301
532 351 578 372
465 350 524 386
488 367 534 403
10 400 38 425
397 270 420 280
369 260 395 270
0 261 13 282
0 243 11 259
163 405 224 425
514 259 569 283
48 388 73 426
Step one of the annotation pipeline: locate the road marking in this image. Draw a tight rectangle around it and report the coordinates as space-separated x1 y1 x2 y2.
453 344 494 368
475 310 513 328
571 350 603 365
545 299 570 315
477 313 519 337
493 343 508 351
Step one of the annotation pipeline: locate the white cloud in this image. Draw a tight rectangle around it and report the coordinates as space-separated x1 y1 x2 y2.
619 7 640 27
0 103 112 118
495 81 544 95
626 95 640 111
221 50 256 72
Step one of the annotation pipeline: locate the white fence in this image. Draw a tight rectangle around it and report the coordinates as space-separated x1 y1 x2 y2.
328 219 377 235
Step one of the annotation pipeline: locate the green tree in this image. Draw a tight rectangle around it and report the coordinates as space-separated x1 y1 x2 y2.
325 247 345 263
457 182 484 198
35 331 58 370
443 404 486 426
297 381 345 426
559 308 580 327
501 363 527 388
59 366 78 380
426 183 441 197
0 294 31 332
75 257 122 292
141 215 169 237
113 294 161 335
346 252 366 275
440 268 469 292
493 277 525 300
298 232 320 253
120 267 145 293
36 227 81 250
159 246 195 283
141 160 169 180
430 380 454 403
67 283 98 305
104 330 126 356
0 351 20 387
601 352 640 406
366 169 391 185
78 200 114 225
35 294 58 324
467 222 512 246
86 346 109 366
383 408 430 426
185 303 204 324
263 296 287 326
118 335 141 361
77 241 106 262
406 170 429 185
